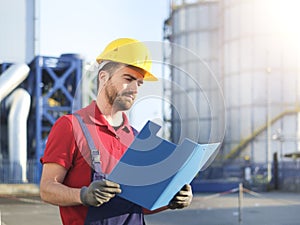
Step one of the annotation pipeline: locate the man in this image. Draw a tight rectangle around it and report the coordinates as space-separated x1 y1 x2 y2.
40 38 193 225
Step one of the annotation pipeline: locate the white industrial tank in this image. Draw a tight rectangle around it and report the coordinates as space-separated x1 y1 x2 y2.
165 0 225 146
221 0 300 164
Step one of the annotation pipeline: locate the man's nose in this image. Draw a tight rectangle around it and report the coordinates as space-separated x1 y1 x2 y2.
128 81 139 93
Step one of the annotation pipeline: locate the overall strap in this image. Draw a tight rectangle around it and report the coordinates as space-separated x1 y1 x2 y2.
73 113 104 178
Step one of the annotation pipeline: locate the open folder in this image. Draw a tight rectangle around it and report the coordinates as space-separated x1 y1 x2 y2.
107 121 220 210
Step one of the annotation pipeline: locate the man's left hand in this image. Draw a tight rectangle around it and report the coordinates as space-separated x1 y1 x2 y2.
168 184 193 209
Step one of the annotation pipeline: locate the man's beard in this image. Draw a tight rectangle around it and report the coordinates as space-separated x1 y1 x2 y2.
105 81 135 111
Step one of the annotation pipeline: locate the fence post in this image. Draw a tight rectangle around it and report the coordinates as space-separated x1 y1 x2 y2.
273 152 279 190
238 183 243 224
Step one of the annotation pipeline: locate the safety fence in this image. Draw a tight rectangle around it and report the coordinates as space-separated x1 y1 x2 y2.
201 183 271 225
192 159 300 193
0 159 39 184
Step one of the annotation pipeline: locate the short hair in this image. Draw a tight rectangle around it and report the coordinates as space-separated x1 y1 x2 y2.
100 61 123 75
97 61 123 89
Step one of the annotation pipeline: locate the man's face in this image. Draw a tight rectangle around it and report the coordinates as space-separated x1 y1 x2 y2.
104 66 144 111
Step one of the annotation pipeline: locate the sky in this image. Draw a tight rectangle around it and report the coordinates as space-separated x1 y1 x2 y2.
39 0 171 130
39 0 170 61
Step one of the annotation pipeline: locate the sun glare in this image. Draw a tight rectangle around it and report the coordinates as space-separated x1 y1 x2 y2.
269 0 300 39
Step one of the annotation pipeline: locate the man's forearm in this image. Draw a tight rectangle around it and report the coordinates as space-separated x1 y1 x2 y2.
40 180 82 206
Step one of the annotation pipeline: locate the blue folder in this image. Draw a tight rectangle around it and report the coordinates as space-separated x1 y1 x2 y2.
107 121 220 210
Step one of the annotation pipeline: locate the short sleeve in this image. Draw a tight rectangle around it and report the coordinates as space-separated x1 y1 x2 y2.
40 115 77 170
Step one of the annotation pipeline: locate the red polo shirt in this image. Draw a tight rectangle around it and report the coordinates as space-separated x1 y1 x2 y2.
41 101 135 225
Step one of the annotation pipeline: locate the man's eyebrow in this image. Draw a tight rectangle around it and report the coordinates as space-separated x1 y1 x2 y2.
123 74 137 79
123 74 144 84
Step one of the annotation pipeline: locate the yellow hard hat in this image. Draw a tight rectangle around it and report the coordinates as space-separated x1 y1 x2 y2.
96 38 157 81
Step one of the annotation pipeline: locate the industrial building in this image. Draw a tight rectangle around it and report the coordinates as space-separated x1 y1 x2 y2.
163 0 300 191
1 0 300 192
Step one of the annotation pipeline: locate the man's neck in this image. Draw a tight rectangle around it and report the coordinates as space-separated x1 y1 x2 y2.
96 100 124 127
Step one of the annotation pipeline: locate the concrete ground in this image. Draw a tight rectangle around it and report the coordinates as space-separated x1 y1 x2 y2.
0 190 300 225
146 192 300 225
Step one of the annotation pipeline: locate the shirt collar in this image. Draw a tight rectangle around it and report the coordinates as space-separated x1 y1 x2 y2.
86 101 131 131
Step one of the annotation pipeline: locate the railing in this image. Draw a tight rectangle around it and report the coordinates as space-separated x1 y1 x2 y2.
224 108 300 161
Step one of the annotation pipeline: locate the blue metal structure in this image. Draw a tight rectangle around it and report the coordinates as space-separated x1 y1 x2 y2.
0 54 83 183
29 54 83 182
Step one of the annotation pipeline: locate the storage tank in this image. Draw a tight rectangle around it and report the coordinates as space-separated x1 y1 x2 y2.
221 0 300 171
0 0 38 63
165 0 225 147
165 0 300 188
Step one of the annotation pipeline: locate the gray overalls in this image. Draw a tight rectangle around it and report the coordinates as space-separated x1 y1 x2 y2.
74 113 145 225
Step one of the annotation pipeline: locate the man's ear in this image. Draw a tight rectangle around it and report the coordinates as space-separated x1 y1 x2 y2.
98 71 109 85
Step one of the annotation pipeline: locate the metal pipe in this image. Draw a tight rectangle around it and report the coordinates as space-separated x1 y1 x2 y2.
5 88 31 183
0 64 30 102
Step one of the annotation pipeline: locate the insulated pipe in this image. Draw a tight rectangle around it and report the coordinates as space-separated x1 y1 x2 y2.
0 63 30 102
5 88 31 183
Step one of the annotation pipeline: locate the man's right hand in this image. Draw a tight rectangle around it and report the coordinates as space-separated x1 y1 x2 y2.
80 180 121 207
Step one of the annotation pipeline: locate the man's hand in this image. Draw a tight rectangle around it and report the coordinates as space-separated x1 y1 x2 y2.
80 180 121 207
168 184 193 209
